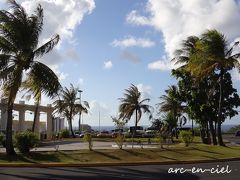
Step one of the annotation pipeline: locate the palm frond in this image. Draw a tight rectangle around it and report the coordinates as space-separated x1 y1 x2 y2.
34 34 60 58
27 61 61 98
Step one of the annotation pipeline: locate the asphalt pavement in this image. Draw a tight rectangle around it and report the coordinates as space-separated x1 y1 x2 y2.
0 161 239 180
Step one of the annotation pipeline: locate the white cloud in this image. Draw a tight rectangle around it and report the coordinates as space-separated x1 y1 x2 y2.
147 56 181 71
111 36 155 48
19 0 96 76
21 0 95 42
89 100 108 112
126 10 151 26
65 48 80 60
232 69 240 82
49 64 69 81
78 78 84 86
127 0 240 59
103 61 113 69
137 83 152 99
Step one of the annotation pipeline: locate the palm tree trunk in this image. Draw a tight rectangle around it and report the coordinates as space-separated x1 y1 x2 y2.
191 119 194 136
215 121 217 135
5 72 22 156
6 100 16 155
32 101 40 132
208 118 217 145
217 68 224 146
78 111 81 133
200 123 208 144
68 119 75 138
131 110 138 148
69 108 75 138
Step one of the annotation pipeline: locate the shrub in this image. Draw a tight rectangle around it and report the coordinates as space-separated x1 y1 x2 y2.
0 133 4 147
115 133 125 149
179 130 194 147
15 131 39 154
84 133 93 150
60 129 70 138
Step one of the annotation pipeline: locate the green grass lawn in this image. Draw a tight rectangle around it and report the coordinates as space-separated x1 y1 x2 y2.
0 143 239 165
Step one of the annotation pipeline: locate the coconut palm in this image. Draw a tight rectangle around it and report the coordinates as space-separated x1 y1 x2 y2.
0 0 61 155
54 84 89 137
158 85 186 127
21 74 60 132
172 35 219 145
186 29 240 146
172 36 199 69
78 100 89 133
119 84 153 138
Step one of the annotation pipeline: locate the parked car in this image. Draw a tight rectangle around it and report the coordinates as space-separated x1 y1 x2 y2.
111 129 123 137
143 130 156 138
235 131 240 137
97 131 112 138
128 126 145 137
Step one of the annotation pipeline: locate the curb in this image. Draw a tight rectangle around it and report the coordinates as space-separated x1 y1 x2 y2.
0 158 240 168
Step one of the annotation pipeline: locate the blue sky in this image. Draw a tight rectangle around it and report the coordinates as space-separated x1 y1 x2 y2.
1 0 240 127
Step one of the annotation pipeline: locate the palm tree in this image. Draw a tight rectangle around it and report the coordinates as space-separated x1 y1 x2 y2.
172 36 200 69
119 84 153 139
158 85 186 127
0 1 61 155
186 29 240 146
172 35 218 145
21 75 60 132
78 100 89 133
54 84 89 137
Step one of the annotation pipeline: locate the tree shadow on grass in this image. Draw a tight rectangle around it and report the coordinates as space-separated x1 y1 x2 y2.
92 150 121 160
56 151 87 162
161 147 188 155
121 149 154 160
0 152 60 164
192 147 224 155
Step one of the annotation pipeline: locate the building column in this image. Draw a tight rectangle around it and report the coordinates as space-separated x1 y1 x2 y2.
47 111 53 140
18 101 25 132
18 109 25 132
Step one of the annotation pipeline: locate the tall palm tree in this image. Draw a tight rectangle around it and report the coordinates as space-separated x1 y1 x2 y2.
0 0 61 155
172 36 218 145
186 29 240 146
54 84 89 137
119 84 153 138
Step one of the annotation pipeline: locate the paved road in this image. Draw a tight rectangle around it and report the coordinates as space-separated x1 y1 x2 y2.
223 135 240 145
0 161 239 180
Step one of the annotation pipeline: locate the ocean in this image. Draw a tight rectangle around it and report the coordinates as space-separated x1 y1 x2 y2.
90 124 237 132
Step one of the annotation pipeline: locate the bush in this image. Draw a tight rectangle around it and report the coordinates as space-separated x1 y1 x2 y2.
115 133 125 149
15 131 39 154
60 129 70 138
0 133 4 147
179 130 194 147
84 133 93 150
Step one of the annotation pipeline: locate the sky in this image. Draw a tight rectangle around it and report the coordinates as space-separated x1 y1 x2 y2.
1 0 240 127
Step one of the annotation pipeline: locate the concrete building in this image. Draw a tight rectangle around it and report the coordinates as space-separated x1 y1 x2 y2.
0 99 63 139
53 117 65 133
